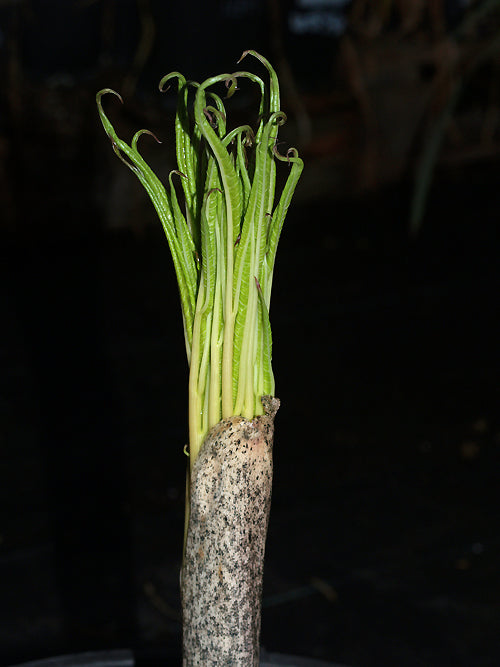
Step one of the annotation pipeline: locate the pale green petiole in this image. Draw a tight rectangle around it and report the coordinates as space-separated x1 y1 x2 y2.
97 50 303 470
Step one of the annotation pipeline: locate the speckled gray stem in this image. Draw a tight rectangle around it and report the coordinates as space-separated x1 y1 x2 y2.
181 396 279 667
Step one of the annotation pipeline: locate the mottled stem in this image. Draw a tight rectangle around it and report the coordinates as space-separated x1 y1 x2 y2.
181 396 279 666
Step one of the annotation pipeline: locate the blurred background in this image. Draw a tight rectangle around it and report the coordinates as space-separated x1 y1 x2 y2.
1 0 499 665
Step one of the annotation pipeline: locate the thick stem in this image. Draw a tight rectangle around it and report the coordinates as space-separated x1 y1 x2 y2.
181 396 279 667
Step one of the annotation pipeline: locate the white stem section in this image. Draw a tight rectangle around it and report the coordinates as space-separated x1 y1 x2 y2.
181 396 279 666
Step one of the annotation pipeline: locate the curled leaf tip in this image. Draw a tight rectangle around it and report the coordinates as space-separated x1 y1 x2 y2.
203 107 214 126
171 169 187 179
271 111 287 126
131 128 162 153
224 76 238 99
273 143 300 166
135 128 162 143
203 106 226 129
96 88 123 106
158 71 186 93
243 128 255 147
206 187 223 200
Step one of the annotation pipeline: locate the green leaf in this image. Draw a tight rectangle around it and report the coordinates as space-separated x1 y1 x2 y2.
97 52 303 458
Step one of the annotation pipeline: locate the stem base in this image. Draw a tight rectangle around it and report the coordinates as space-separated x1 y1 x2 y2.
181 396 279 666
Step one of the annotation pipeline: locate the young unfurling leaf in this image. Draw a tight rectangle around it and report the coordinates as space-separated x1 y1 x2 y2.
97 52 303 465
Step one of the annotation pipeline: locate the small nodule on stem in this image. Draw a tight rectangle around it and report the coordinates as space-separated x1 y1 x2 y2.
261 394 280 419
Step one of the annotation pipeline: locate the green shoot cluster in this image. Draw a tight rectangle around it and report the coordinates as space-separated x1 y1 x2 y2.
97 51 303 466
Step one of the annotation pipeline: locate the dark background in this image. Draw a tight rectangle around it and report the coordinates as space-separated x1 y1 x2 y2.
1 1 499 665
